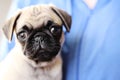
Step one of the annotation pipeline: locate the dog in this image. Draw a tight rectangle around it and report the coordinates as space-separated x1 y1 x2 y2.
0 4 71 80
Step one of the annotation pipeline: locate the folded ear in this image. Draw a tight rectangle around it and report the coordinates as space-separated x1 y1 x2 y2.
2 11 21 42
50 5 72 32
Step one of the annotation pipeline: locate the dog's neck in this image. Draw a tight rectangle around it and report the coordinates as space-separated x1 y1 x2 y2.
1 45 62 80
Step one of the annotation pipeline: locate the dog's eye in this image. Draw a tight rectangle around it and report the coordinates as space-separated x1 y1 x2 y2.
50 26 62 35
17 31 28 41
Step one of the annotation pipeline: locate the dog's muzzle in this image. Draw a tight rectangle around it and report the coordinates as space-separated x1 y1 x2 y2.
24 31 61 62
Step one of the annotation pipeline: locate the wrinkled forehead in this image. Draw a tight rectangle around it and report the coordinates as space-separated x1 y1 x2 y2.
16 5 62 30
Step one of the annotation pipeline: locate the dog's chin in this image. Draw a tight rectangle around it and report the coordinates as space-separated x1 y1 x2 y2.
24 50 59 63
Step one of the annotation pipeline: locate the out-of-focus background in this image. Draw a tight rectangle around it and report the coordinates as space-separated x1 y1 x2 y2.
0 0 12 29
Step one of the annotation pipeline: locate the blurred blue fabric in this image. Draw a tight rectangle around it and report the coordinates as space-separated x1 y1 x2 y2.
2 0 120 80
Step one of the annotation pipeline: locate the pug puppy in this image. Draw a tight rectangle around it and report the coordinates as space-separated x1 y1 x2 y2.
0 4 71 80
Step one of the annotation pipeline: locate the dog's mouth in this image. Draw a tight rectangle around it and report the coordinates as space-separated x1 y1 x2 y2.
24 47 60 62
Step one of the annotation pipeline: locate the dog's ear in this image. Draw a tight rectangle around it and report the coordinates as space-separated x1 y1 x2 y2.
50 5 72 32
2 11 21 42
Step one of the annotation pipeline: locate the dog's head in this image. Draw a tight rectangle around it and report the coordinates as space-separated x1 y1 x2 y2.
2 5 71 62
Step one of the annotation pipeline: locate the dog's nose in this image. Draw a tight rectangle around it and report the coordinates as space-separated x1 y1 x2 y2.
34 35 45 49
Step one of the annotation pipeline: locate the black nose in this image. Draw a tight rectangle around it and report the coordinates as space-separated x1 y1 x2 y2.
34 34 45 49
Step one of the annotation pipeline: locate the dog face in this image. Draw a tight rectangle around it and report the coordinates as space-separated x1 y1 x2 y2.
3 5 71 62
17 20 63 62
